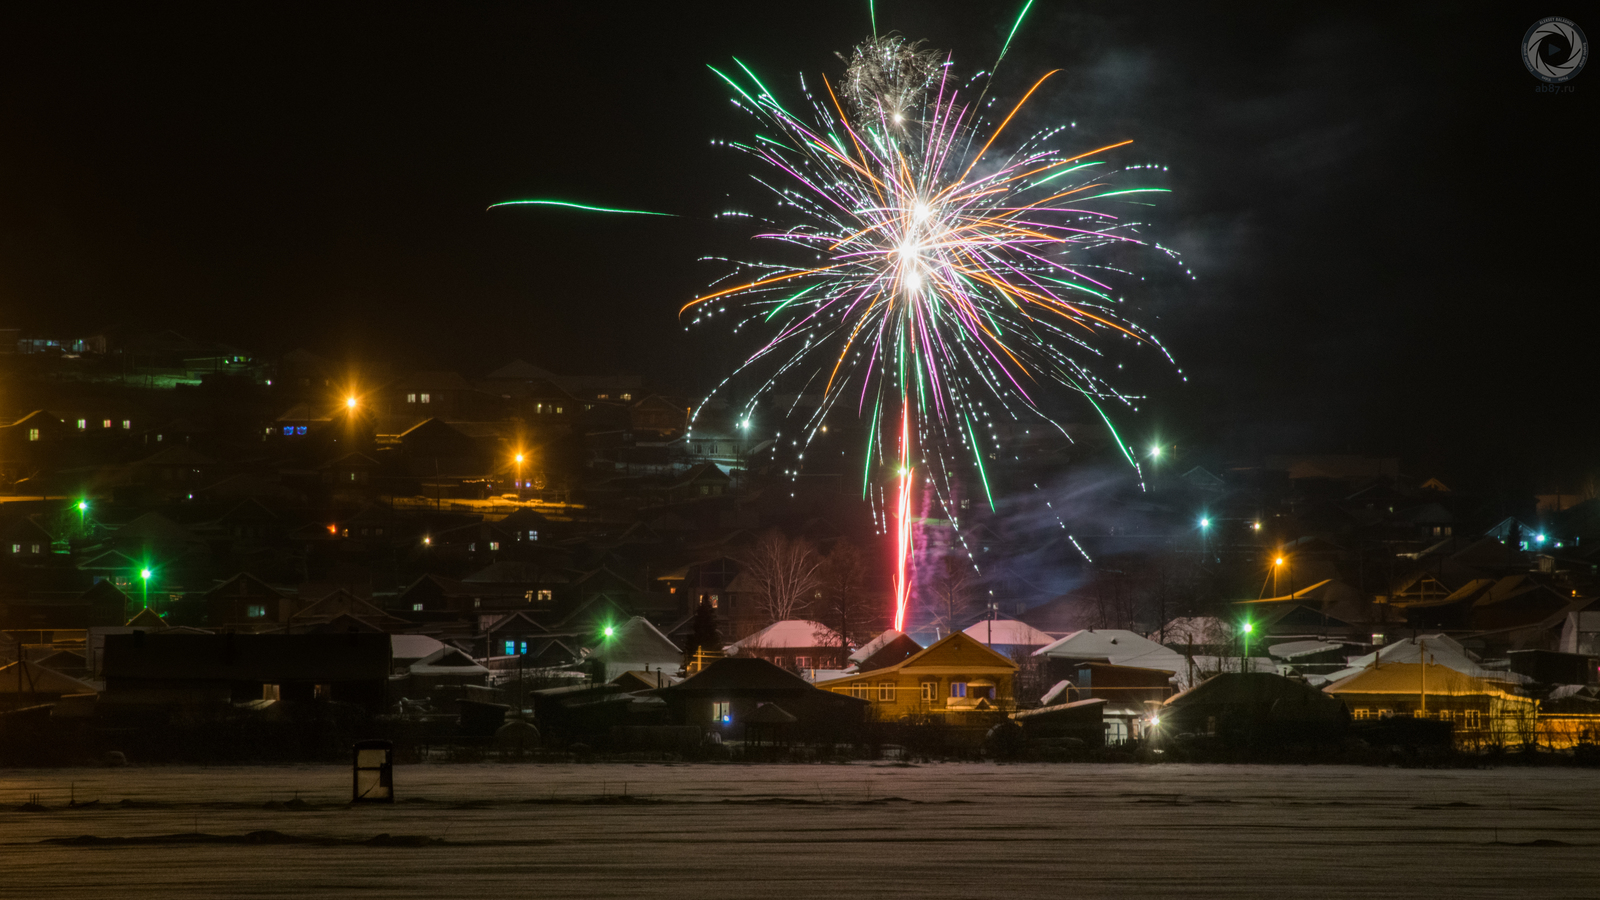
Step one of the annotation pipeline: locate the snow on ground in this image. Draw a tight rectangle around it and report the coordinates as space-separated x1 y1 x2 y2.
1 762 1597 899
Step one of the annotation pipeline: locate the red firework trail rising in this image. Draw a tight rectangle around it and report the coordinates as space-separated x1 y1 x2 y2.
893 404 913 632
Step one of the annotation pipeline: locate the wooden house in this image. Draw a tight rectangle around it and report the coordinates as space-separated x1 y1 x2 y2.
817 631 1018 722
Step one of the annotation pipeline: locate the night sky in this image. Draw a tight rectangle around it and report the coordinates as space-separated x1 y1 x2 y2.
1 2 1592 490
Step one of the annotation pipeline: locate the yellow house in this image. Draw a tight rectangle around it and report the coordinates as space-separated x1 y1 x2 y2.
817 632 1017 722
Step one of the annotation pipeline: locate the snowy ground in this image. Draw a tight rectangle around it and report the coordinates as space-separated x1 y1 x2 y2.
2 762 1597 899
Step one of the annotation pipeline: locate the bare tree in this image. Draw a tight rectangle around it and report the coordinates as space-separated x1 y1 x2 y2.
739 531 823 623
928 555 974 637
815 541 874 647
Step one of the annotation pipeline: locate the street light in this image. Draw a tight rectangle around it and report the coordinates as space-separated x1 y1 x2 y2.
345 396 357 409
140 567 153 609
1240 620 1254 673
514 452 525 494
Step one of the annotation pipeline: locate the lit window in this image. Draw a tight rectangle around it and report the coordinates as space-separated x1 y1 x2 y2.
1465 710 1482 729
420 393 431 404
537 589 553 602
102 419 112 429
77 419 86 430
283 426 294 436
849 682 868 700
527 530 538 541
349 472 356 481
246 604 266 618
597 393 609 400
555 407 563 414
1352 708 1371 720
709 593 719 608
878 682 895 701
488 541 499 551
519 640 527 654
28 429 39 441
412 603 423 612
473 598 480 608
505 640 516 656
31 544 41 554
713 701 731 724
620 393 632 401
9 544 18 554
921 681 937 701
407 393 417 403
295 426 307 435
950 682 968 698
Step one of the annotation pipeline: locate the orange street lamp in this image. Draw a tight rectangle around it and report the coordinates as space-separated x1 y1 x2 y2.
345 396 358 409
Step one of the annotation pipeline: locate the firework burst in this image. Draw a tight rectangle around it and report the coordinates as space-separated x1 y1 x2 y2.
685 31 1182 631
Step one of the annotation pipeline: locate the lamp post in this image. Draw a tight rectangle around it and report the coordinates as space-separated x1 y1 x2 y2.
1240 620 1253 673
514 453 525 498
140 567 153 609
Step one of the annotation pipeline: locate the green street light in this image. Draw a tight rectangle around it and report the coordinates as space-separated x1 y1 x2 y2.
602 625 616 638
140 567 153 609
77 500 88 512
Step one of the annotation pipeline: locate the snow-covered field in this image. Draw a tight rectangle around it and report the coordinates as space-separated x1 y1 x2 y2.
2 763 1596 899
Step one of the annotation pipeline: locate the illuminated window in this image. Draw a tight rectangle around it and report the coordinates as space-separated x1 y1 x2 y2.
283 426 294 435
712 701 731 724
1352 708 1371 720
878 682 895 701
348 472 356 481
950 682 968 698
31 544 40 554
920 681 937 701
488 541 499 551
505 640 516 656
849 682 868 700
555 406 563 414
28 429 38 441
246 604 267 618
620 393 632 401
9 544 18 554
537 589 553 602
102 419 112 429
1464 710 1482 729
473 598 480 608
420 393 431 404
122 420 131 429
709 593 719 608
468 543 476 551
411 603 423 612
295 426 307 435
77 419 86 430
406 393 417 403
527 530 538 541
597 393 609 400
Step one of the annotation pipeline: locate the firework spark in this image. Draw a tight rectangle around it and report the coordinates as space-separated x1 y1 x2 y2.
687 30 1181 632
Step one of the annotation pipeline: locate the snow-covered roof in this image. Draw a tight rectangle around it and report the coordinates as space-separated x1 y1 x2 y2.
1268 639 1353 660
962 618 1055 647
1323 662 1528 699
726 619 840 652
1322 634 1526 684
1040 679 1073 706
588 616 682 665
849 629 902 664
391 634 445 663
1034 629 1188 675
409 648 489 677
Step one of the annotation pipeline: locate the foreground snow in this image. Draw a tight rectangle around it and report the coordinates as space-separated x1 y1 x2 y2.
1 762 1595 899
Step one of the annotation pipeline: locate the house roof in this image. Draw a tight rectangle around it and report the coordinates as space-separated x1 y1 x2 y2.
1034 629 1188 674
666 656 815 694
822 632 1016 686
1322 634 1521 684
726 619 840 652
743 702 798 724
391 634 446 662
409 648 489 676
849 629 905 663
587 616 681 665
962 618 1055 646
0 660 99 695
1323 662 1528 700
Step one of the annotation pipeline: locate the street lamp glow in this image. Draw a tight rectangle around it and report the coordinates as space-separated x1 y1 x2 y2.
1199 517 1210 528
1149 445 1162 458
603 625 615 638
1274 557 1284 566
514 453 524 463
140 568 152 580
345 396 357 409
1241 622 1253 634
77 500 88 511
